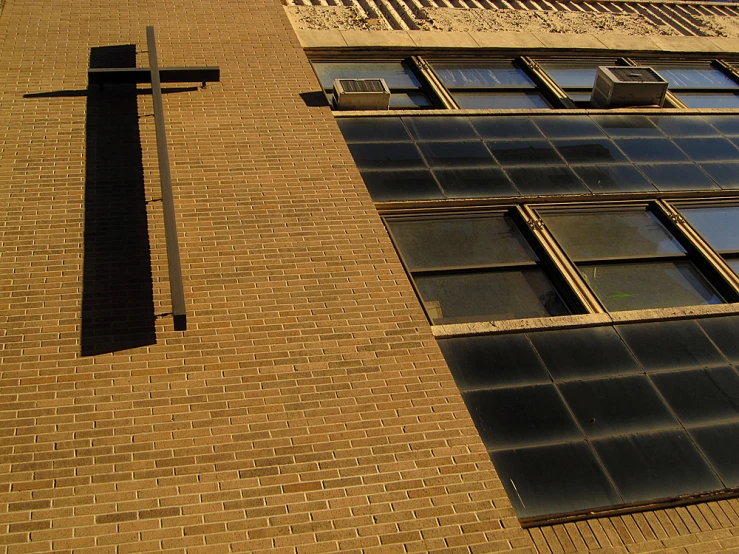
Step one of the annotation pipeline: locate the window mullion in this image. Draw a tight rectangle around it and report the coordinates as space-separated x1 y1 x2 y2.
518 56 577 109
517 204 605 314
412 55 459 110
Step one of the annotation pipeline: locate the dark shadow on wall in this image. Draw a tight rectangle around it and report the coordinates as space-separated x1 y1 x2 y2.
81 45 156 356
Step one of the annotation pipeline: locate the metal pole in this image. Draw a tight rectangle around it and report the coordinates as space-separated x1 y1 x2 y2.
147 26 187 330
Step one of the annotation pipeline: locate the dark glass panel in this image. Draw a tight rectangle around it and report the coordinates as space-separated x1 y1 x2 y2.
637 164 718 191
453 91 550 109
486 140 564 166
438 334 550 390
580 261 723 312
505 166 588 196
675 92 739 109
593 430 722 503
542 66 599 88
432 64 537 88
690 422 739 487
704 115 739 136
359 170 443 201
533 116 605 139
566 90 592 103
313 61 422 89
337 117 411 143
649 116 719 138
403 116 478 141
698 162 739 189
491 442 621 519
463 385 581 449
573 165 656 193
415 269 571 324
651 367 739 426
673 138 739 162
390 92 432 109
617 320 727 371
433 167 520 198
418 141 494 168
470 117 544 140
591 115 664 138
680 206 739 252
553 139 627 164
729 259 739 276
385 214 537 270
615 138 689 163
560 376 678 438
542 209 686 260
698 316 739 364
347 142 425 170
528 326 642 380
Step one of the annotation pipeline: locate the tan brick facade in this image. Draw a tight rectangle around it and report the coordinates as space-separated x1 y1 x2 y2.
2 1 739 553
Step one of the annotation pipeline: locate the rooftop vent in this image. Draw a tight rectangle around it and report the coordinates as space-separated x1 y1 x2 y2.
590 66 668 108
333 78 391 110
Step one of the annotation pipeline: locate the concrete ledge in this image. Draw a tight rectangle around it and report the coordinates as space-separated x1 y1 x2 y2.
650 35 724 52
341 30 414 47
704 37 739 54
408 30 478 48
470 31 546 49
296 30 347 48
536 33 608 50
596 34 661 51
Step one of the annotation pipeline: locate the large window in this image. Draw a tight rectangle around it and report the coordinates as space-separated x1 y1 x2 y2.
645 62 739 108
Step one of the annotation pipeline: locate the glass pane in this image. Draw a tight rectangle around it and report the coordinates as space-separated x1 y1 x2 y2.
637 163 718 191
729 259 739 275
403 116 478 141
415 269 570 324
542 209 686 260
649 116 718 138
491 442 621 519
566 90 593 103
698 162 739 189
553 139 627 164
680 206 739 252
690 422 739 487
676 92 739 109
347 142 425 170
698 316 739 364
533 116 605 139
486 140 564 166
542 65 599 88
615 138 689 163
463 385 581 449
337 117 411 143
593 430 722 503
573 165 656 193
580 261 723 311
470 116 544 140
505 166 588 196
560 376 678 438
390 92 432 109
592 115 664 138
704 115 739 136
653 67 739 89
313 61 421 89
528 326 642 380
617 320 727 372
418 141 494 168
673 138 739 162
386 214 538 270
432 167 520 198
432 63 536 88
359 169 443 201
438 334 550 390
453 91 549 109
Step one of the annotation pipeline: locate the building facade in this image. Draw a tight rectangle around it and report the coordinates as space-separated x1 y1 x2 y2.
2 0 739 552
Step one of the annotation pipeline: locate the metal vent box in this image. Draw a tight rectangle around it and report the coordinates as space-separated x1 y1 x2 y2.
333 78 391 110
590 66 668 108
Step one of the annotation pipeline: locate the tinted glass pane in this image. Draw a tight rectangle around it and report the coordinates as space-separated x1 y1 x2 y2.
573 165 656 193
593 430 722 503
491 442 621 519
433 64 536 88
651 367 739 426
649 116 718 138
617 320 727 371
592 115 664 138
566 90 592 103
463 385 581 449
386 215 537 270
542 209 686 260
433 167 520 198
729 259 739 275
543 66 598 88
698 162 739 189
360 170 443 201
534 116 605 139
680 206 739 252
390 92 432 109
690 422 739 486
615 138 689 163
470 117 544 140
560 376 678 438
505 166 588 196
486 140 564 166
704 115 739 136
655 67 739 89
418 141 494 168
637 163 718 191
415 269 570 324
438 334 550 390
676 92 739 109
673 138 739 162
337 117 411 143
347 142 424 170
553 139 627 164
698 316 739 364
580 261 723 311
313 61 421 89
403 116 478 141
529 326 642 380
454 91 549 109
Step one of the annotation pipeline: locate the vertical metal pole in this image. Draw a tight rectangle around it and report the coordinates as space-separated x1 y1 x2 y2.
147 26 187 330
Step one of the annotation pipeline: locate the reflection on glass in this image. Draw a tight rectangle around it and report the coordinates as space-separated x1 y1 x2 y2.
673 138 739 162
533 116 605 139
680 206 739 252
649 116 717 138
432 167 520 198
505 166 588 196
541 66 599 88
615 138 689 163
360 169 443 201
553 139 627 164
313 61 421 89
403 116 478 141
453 91 549 109
418 141 494 168
690 423 739 486
573 165 656 193
637 163 718 191
390 92 432 109
704 115 739 136
699 162 739 189
347 142 425 170
675 92 739 109
486 140 564 166
592 115 664 138
338 117 411 143
470 116 544 140
432 64 536 88
655 67 739 89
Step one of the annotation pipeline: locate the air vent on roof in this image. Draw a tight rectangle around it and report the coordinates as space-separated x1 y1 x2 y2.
334 78 391 110
591 66 668 109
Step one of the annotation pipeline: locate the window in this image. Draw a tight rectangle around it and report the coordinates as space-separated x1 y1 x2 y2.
679 203 739 277
644 62 739 108
538 60 617 106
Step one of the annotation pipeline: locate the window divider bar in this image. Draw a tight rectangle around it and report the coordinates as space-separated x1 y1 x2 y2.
412 56 459 110
518 56 577 109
